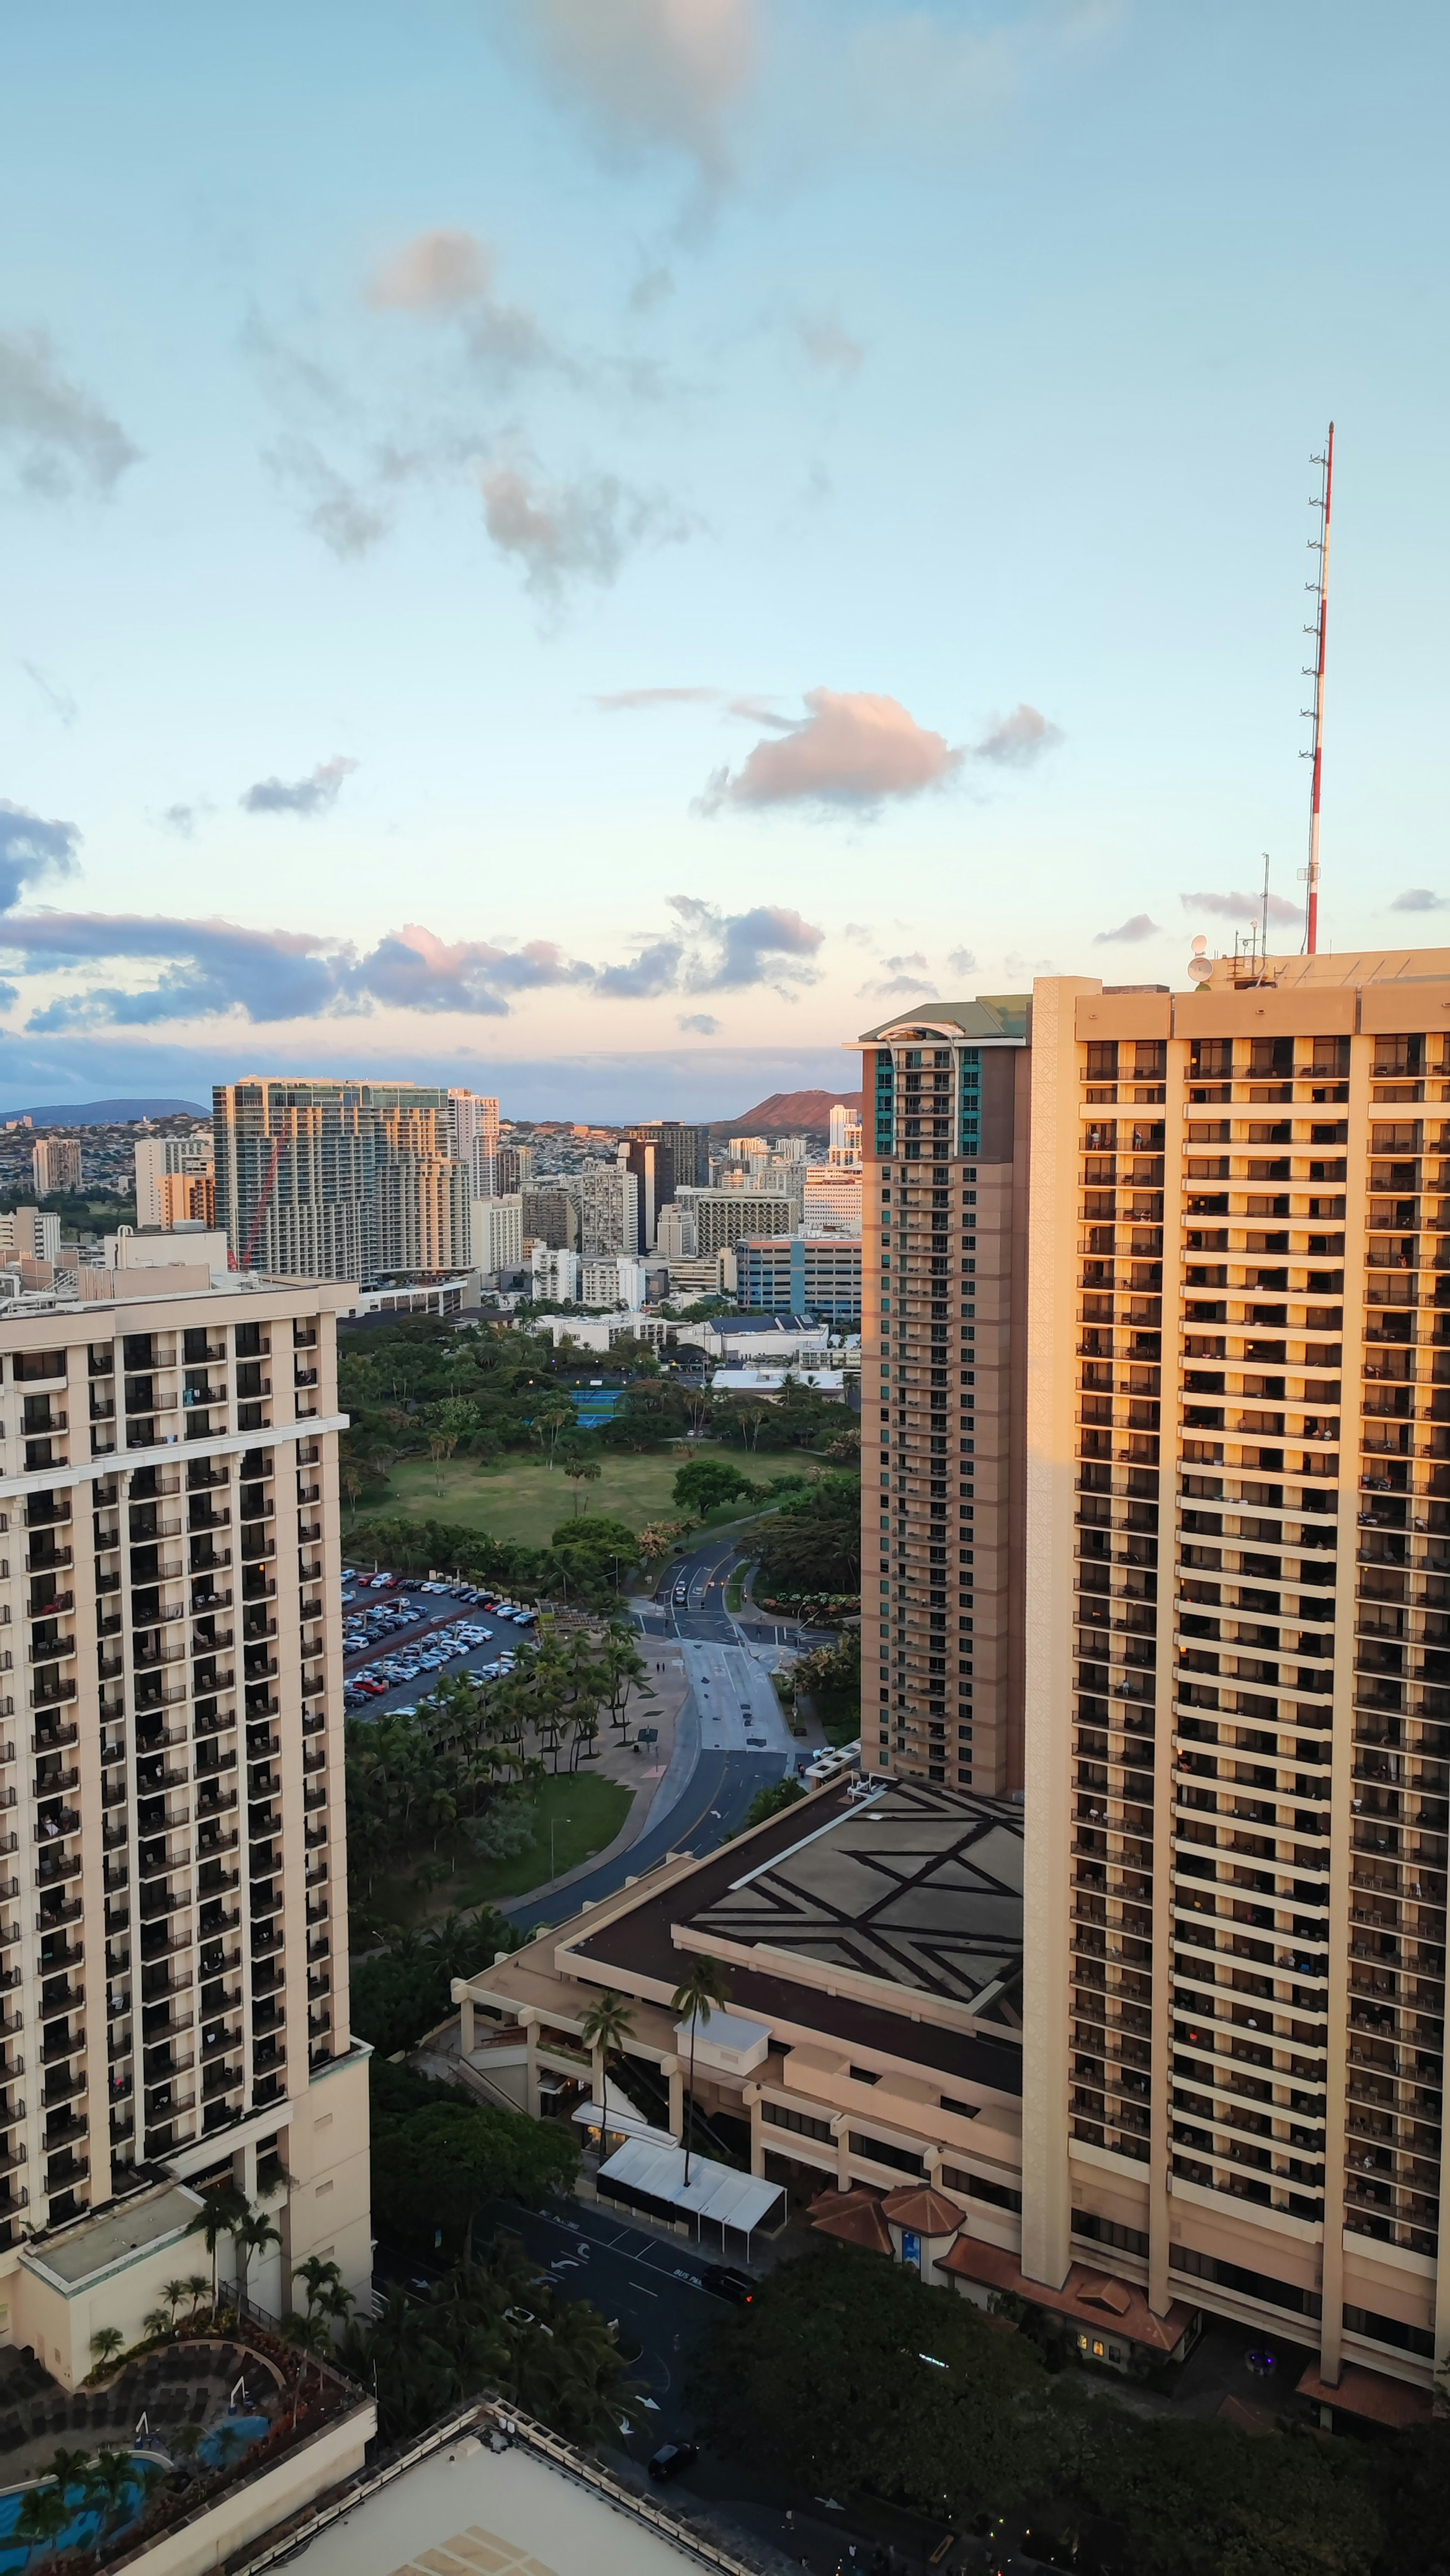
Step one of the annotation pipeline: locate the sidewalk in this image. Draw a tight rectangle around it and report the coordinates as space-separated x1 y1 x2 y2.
496 1639 703 1919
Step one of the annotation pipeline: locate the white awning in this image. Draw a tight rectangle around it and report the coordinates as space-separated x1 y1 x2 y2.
597 2134 785 2237
571 2100 677 2152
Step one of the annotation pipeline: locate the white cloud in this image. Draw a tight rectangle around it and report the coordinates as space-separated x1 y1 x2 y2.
701 686 962 812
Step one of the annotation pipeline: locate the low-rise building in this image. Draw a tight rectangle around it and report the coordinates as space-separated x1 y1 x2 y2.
710 1364 846 1400
676 1312 831 1363
449 1775 1203 2375
537 1313 675 1354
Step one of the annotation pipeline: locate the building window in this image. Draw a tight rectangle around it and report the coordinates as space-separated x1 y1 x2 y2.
942 2167 1021 2212
763 2101 833 2144
1342 2304 1435 2359
1169 2246 1321 2320
1072 2210 1149 2260
848 2132 925 2178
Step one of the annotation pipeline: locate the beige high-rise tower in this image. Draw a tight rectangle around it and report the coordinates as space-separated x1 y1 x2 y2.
0 1272 370 2381
1022 951 1448 2401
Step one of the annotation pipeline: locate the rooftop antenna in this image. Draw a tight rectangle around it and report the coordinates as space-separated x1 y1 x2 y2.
1301 423 1335 954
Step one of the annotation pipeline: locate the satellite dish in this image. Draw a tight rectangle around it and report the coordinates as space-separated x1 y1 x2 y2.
1190 935 1209 957
1188 957 1213 983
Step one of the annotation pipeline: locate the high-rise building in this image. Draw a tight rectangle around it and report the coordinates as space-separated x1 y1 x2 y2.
521 1186 580 1253
0 1207 61 1266
448 1090 500 1197
828 1104 864 1167
470 1193 523 1280
655 1203 698 1260
676 1186 804 1256
579 1161 639 1259
159 1168 217 1229
495 1144 533 1198
802 1164 863 1235
32 1139 81 1199
737 1234 862 1321
1021 951 1450 2408
0 1274 370 2367
213 1081 466 1284
626 1121 710 1190
531 1245 580 1302
855 997 1032 1799
135 1132 213 1231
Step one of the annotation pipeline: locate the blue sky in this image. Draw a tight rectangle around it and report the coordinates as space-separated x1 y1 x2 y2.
2 0 1446 1117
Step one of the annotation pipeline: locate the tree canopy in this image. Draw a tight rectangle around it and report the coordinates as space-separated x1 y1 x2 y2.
755 1473 862 1595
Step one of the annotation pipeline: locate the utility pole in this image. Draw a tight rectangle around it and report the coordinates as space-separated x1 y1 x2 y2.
1302 423 1335 955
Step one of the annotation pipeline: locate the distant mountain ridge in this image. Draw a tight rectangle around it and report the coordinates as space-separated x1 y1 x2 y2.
0 1097 208 1127
714 1086 863 1136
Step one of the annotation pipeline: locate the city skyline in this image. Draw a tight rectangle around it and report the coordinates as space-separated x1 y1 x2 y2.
4 3 1449 1114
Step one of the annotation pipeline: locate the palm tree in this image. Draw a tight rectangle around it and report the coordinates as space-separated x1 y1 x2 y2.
162 2278 188 2324
187 2184 245 2317
15 2483 69 2568
293 2255 344 2319
46 2449 91 2494
183 2272 211 2321
88 2325 124 2372
281 2311 331 2424
168 2421 204 2479
670 1954 731 2187
85 2448 140 2546
142 2307 173 2341
231 2207 282 2317
579 1989 636 2145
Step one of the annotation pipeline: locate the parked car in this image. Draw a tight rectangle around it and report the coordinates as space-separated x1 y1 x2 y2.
700 2264 754 2305
647 2442 699 2483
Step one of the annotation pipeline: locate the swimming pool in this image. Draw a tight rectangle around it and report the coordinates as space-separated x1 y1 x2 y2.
0 2418 270 2568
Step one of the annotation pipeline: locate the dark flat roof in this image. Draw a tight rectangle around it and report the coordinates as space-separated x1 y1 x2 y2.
568 1778 1024 2099
694 1776 1023 2028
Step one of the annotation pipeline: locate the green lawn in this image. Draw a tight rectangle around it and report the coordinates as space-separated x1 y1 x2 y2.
364 1448 688 1548
364 1769 634 1927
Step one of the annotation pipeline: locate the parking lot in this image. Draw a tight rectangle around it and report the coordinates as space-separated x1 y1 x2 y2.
341 1567 537 1716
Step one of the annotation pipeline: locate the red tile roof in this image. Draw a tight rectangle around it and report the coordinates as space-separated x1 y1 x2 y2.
810 2185 894 2257
880 2185 965 2238
939 2235 1196 2354
1296 2361 1434 2428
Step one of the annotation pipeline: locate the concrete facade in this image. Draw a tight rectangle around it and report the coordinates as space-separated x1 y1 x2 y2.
1022 951 1450 2399
0 1273 372 2370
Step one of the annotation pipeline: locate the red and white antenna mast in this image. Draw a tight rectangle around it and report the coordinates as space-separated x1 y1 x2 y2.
1302 422 1334 954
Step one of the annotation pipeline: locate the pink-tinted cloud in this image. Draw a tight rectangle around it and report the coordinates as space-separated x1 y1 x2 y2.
515 0 757 182
367 230 495 310
700 687 962 812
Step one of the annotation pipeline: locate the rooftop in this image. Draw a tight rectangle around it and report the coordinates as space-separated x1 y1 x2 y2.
288 2424 708 2576
22 2178 202 2289
691 1777 1024 2028
855 993 1031 1045
564 1778 1024 2096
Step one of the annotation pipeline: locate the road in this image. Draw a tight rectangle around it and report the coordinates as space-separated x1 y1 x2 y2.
504 1529 798 1932
377 2201 989 2573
